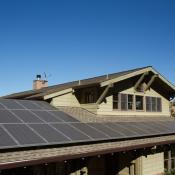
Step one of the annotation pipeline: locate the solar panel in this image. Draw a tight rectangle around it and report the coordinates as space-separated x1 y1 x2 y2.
117 122 149 136
52 123 91 141
104 123 137 137
32 111 63 123
17 100 43 110
12 110 44 123
0 103 5 109
71 123 109 139
0 99 175 150
89 123 124 138
130 122 158 135
4 124 46 145
0 125 18 147
0 99 24 109
33 101 57 110
0 110 22 123
29 124 70 143
50 111 79 122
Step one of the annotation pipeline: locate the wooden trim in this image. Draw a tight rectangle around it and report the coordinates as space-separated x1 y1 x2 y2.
101 67 152 87
100 67 175 92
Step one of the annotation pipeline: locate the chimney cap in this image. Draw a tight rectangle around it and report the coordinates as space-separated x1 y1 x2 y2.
36 74 41 80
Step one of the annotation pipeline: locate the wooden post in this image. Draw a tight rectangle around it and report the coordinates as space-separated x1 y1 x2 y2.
96 84 113 104
134 72 148 92
144 74 158 91
168 150 172 173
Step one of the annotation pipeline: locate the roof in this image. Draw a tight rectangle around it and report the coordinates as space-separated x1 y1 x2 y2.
1 134 175 170
1 98 175 168
1 98 175 152
4 66 174 100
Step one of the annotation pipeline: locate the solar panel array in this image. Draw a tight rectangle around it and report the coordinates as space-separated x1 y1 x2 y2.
0 98 175 150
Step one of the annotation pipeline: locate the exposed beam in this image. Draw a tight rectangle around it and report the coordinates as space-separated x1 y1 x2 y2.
144 74 158 91
134 72 149 91
96 84 113 104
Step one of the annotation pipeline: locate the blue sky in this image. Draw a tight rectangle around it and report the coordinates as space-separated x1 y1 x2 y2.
0 0 175 96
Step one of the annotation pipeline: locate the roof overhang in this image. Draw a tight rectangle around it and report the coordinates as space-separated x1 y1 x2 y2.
100 67 175 90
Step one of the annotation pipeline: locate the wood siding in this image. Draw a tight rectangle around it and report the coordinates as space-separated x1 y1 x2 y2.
51 92 80 107
97 87 170 116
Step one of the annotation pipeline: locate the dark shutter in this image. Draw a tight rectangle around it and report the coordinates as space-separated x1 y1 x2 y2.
113 93 118 109
146 97 152 112
121 94 127 110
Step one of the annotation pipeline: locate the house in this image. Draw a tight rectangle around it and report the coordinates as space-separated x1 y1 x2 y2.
1 66 175 175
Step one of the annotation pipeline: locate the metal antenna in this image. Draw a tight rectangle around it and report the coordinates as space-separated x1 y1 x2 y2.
43 72 52 81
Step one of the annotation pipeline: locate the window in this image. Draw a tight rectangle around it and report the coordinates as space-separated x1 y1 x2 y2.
113 93 119 109
84 91 95 103
146 96 162 112
113 94 133 111
136 96 143 110
112 93 162 112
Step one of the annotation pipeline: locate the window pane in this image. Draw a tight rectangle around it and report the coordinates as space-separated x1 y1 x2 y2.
164 160 168 171
136 96 143 110
85 91 95 103
152 97 156 112
128 95 133 110
121 94 127 110
146 96 152 112
113 93 118 109
157 98 162 112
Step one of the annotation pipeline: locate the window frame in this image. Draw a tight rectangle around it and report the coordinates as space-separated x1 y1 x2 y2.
146 96 162 112
135 95 144 111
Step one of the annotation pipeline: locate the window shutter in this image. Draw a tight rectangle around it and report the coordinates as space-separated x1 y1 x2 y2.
146 97 151 112
121 94 127 110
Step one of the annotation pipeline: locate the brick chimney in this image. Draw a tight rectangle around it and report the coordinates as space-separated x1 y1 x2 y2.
33 75 48 90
